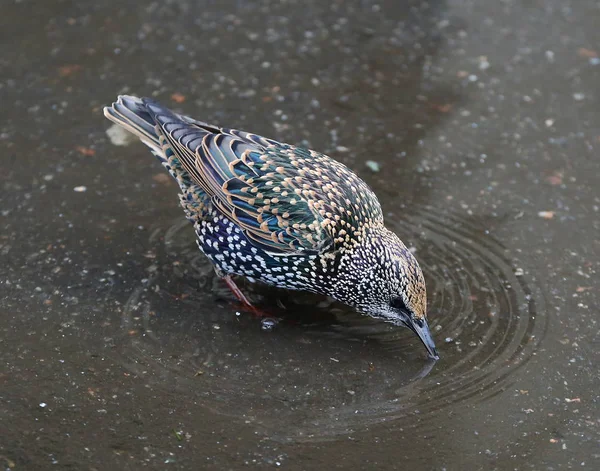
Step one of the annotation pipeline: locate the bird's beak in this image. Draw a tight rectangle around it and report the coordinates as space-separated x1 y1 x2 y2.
402 314 439 360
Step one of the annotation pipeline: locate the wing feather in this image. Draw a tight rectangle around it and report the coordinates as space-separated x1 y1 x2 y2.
139 98 383 255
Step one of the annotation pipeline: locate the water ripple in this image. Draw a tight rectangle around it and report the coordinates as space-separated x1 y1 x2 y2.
116 206 547 442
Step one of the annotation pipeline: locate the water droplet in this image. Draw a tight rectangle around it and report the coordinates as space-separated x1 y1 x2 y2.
261 318 278 331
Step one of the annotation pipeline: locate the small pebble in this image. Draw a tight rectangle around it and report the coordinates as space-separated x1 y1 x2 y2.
106 123 136 146
538 211 554 219
365 160 381 172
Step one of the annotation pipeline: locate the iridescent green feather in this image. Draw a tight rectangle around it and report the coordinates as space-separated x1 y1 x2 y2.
143 99 384 255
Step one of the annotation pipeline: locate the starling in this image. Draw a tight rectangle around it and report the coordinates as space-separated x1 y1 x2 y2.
104 95 438 359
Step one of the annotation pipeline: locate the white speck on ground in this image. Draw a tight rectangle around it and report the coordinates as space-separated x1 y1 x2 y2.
365 160 381 172
106 123 137 146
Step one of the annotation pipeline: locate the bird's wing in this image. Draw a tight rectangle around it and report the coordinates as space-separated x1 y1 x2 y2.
143 99 383 255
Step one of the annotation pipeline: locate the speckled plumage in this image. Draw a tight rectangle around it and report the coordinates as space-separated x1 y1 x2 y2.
104 95 438 358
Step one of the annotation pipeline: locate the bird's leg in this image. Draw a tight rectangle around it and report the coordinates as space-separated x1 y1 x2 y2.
222 274 254 309
221 274 275 320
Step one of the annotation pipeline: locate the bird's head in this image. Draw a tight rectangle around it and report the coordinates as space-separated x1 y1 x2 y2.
333 226 439 359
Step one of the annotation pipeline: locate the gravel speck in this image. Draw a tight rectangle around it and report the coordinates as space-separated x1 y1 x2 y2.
106 123 136 146
365 160 381 172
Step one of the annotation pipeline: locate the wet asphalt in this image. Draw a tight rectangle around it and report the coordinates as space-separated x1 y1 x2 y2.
1 0 598 469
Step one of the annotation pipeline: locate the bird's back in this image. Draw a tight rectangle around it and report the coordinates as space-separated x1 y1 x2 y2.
104 96 384 258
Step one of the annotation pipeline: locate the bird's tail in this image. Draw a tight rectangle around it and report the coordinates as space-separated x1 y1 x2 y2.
103 95 164 157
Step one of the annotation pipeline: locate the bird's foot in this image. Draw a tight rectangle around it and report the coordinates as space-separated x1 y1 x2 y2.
222 275 275 319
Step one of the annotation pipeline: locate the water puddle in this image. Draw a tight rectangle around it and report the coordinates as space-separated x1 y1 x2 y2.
115 206 547 442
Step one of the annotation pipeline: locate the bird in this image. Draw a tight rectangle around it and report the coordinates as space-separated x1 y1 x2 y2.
104 95 439 359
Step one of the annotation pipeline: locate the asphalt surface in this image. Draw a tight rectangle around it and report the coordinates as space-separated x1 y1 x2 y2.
1 0 598 469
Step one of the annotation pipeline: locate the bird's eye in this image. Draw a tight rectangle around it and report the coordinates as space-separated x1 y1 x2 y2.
390 296 408 312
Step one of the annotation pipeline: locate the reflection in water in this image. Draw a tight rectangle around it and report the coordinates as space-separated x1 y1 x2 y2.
116 208 546 442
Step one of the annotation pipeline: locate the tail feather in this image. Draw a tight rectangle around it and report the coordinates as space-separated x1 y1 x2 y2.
103 95 163 156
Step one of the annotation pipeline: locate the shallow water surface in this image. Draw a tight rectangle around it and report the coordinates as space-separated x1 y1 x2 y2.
115 207 547 443
1 0 598 469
